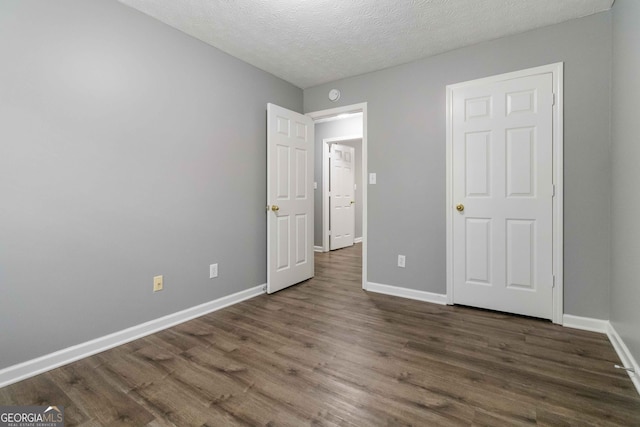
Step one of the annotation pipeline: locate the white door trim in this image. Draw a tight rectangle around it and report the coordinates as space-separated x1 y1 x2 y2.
307 103 368 290
445 63 564 324
323 135 362 252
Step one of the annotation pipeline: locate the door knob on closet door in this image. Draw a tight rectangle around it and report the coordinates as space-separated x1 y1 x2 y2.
456 204 464 212
271 205 280 212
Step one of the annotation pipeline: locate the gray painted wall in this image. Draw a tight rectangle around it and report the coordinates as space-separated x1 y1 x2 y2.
313 117 363 247
610 0 640 366
0 0 301 369
304 12 612 319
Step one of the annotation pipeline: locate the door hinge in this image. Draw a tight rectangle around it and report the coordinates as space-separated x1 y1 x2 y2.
552 275 556 288
552 93 556 106
552 184 556 197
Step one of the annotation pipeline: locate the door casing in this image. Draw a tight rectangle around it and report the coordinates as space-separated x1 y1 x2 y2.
307 103 368 290
445 63 564 324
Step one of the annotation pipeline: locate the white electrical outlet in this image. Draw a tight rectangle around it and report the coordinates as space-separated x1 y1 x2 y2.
398 255 406 268
369 173 377 184
210 263 218 279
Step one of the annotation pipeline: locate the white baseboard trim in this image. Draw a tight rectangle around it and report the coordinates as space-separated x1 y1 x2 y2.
314 246 324 253
607 322 640 395
562 315 639 395
366 282 447 305
0 284 266 389
562 314 609 334
354 237 363 244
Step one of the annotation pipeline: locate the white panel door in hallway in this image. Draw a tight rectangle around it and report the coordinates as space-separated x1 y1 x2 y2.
330 143 355 250
267 103 314 294
450 72 554 319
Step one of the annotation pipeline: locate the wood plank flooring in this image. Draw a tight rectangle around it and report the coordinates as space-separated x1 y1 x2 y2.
2 244 639 426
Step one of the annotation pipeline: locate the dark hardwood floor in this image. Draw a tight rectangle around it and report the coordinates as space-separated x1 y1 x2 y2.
2 244 639 426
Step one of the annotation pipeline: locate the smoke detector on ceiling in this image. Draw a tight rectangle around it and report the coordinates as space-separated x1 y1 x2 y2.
328 89 341 102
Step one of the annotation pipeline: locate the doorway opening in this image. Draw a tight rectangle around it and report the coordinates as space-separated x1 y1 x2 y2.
307 103 368 289
322 135 362 251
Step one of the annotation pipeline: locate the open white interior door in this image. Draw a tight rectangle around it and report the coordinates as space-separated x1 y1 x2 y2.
330 143 355 250
267 103 314 294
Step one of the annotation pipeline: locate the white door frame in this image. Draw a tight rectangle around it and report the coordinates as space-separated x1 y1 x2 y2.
445 63 564 324
307 103 368 290
323 136 362 252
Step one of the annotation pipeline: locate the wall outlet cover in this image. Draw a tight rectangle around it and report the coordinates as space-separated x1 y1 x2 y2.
398 255 406 268
153 275 163 292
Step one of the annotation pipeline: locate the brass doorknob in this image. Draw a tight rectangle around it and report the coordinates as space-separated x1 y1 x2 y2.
350 201 355 204
271 205 280 212
456 204 464 212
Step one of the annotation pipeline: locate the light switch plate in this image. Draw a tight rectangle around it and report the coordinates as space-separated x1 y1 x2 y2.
369 173 377 184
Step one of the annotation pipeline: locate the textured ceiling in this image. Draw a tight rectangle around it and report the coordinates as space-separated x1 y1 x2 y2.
118 0 613 89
